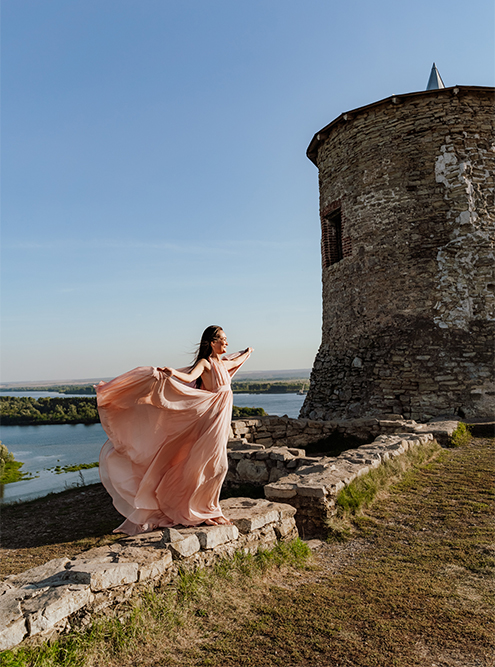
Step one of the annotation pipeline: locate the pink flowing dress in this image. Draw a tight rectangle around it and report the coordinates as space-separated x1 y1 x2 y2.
96 352 249 535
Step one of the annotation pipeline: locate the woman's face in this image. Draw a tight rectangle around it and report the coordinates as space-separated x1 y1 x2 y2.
211 330 228 355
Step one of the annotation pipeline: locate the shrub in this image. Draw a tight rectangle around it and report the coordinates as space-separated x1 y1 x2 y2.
450 422 471 448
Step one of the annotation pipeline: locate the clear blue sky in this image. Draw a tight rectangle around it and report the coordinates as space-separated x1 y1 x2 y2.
1 0 493 382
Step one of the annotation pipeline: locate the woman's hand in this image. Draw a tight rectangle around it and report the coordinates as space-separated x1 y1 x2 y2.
157 367 174 377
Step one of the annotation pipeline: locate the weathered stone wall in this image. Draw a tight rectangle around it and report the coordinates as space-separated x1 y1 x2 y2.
228 417 458 536
0 498 297 652
302 86 495 422
263 420 458 537
229 414 433 451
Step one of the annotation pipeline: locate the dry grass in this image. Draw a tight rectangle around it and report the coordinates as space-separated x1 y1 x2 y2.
2 437 494 667
182 437 493 667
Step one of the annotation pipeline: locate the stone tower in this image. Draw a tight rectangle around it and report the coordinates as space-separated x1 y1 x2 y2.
301 84 494 422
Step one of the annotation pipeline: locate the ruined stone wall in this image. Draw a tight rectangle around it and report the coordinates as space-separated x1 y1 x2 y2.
1 498 297 651
227 417 459 537
226 415 455 488
302 86 494 421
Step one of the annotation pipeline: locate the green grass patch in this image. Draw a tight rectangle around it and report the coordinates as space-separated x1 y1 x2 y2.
48 462 99 475
0 442 37 484
336 438 441 515
0 458 37 484
326 438 442 542
450 421 471 447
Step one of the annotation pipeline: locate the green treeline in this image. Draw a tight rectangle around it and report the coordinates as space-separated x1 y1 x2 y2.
0 396 100 425
1 380 307 396
0 396 266 426
232 406 266 418
0 384 97 395
232 381 306 394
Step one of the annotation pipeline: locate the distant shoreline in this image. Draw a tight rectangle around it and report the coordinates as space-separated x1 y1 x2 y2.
0 368 312 389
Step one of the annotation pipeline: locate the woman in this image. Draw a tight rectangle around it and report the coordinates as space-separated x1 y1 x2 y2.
96 326 253 535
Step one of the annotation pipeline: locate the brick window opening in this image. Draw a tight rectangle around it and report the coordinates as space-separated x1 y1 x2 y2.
322 208 343 267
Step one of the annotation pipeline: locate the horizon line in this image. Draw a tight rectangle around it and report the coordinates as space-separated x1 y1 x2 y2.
0 368 312 387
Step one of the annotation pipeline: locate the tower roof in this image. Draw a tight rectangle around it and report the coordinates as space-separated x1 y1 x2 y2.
427 63 445 90
306 85 494 165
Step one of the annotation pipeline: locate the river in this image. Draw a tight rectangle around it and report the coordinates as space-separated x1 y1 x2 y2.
0 392 306 504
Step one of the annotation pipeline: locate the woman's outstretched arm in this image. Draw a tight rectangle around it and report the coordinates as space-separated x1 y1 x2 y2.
157 358 210 382
222 347 254 370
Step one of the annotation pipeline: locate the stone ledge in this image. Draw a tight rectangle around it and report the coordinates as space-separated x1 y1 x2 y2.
0 498 298 652
263 420 453 536
227 416 459 488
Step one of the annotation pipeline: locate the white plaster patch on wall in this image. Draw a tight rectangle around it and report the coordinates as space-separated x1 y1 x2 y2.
434 141 495 330
435 147 458 189
434 231 495 330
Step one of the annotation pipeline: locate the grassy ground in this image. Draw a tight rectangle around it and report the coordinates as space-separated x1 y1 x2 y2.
2 437 494 666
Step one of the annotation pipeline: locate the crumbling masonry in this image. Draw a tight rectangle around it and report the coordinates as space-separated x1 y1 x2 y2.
301 85 495 421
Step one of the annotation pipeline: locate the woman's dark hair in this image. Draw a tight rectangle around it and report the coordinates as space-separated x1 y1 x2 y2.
192 325 223 388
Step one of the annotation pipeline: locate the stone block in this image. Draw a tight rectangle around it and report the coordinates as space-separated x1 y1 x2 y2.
236 458 269 483
0 615 27 652
0 592 27 650
195 524 239 550
319 475 346 493
67 562 139 591
271 501 297 521
296 484 328 498
4 557 70 590
138 553 173 581
274 517 296 540
220 497 281 532
168 534 201 559
160 527 184 544
264 483 298 499
24 584 92 636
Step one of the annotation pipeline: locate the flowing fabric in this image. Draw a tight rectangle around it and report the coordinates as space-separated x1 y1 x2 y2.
96 352 249 535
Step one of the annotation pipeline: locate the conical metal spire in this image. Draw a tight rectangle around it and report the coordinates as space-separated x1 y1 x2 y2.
426 63 445 90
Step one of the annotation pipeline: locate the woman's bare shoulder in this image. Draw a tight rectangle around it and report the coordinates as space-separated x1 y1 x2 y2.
198 358 212 371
